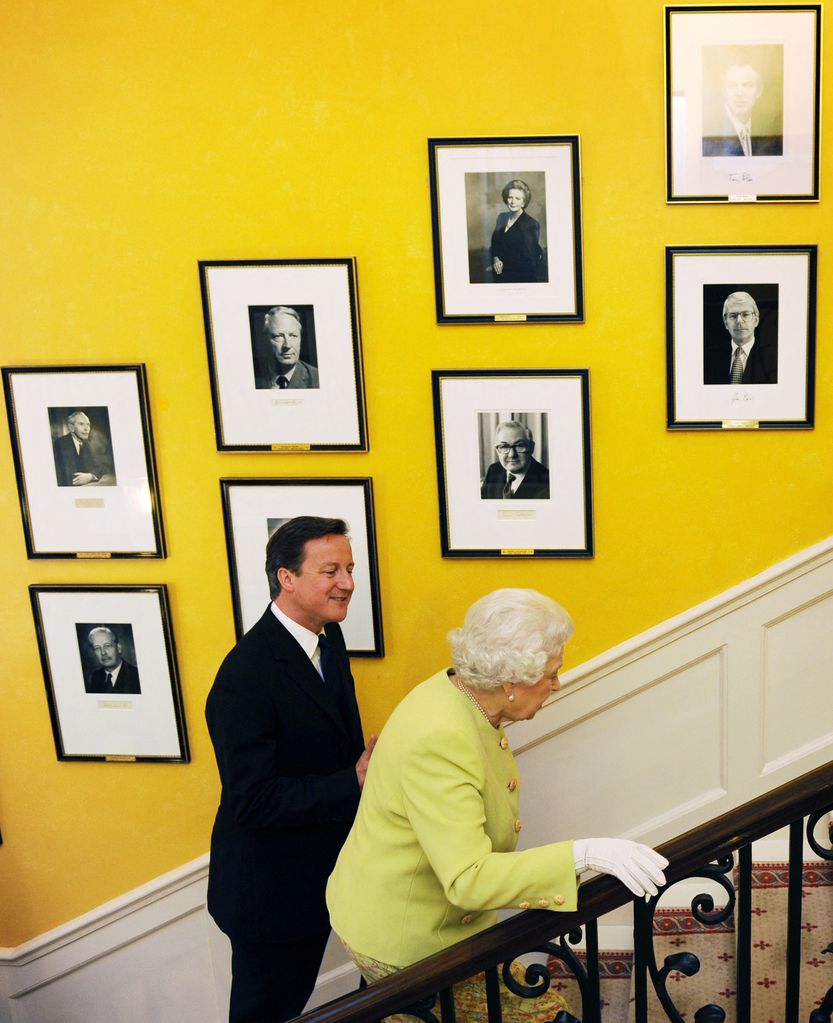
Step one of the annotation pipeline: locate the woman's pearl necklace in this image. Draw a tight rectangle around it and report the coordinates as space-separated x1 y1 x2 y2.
453 677 493 725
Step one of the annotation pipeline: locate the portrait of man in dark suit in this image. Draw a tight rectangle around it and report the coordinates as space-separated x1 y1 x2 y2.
702 46 784 157
80 625 142 695
251 304 320 390
703 286 778 386
480 417 550 500
50 407 116 487
206 516 376 1023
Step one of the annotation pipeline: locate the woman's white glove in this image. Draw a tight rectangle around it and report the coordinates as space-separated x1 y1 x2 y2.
573 838 668 900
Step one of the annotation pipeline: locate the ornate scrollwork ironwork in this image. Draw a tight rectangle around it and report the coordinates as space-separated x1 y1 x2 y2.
498 929 584 1022
635 855 735 1022
806 804 833 860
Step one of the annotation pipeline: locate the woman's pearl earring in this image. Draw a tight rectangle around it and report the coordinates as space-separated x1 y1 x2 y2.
508 691 515 702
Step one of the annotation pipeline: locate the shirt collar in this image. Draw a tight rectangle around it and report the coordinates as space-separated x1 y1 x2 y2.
271 602 320 660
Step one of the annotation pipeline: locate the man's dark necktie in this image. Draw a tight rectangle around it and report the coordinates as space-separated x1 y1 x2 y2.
105 672 113 689
502 473 516 499
317 634 339 686
277 375 289 389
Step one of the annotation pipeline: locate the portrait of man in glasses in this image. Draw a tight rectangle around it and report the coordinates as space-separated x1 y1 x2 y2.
480 418 550 500
703 288 778 386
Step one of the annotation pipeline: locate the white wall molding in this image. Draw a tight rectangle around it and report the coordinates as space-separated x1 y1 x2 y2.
3 535 832 1022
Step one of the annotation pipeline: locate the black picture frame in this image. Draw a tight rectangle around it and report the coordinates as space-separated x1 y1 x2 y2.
30 584 189 762
220 477 384 656
666 245 816 429
2 365 166 558
428 136 584 323
432 369 593 557
665 5 822 203
199 259 368 451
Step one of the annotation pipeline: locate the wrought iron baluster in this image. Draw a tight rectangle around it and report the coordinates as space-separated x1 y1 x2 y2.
806 807 833 1023
438 985 457 1023
783 818 804 1023
485 965 502 1022
736 842 751 1023
500 930 583 1021
636 855 735 1022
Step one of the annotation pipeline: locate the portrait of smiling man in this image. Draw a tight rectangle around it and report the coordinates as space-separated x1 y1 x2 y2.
480 417 550 500
702 46 784 157
252 304 320 390
206 515 375 1023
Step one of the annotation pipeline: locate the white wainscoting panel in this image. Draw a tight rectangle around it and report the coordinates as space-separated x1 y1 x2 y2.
512 535 833 853
2 536 833 1023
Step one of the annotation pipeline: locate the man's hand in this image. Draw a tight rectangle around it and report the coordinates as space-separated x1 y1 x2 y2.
355 735 378 788
72 472 97 486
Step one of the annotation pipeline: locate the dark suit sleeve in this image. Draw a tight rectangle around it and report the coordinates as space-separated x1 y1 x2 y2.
206 661 361 831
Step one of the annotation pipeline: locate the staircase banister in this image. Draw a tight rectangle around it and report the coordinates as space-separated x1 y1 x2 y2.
295 758 833 1023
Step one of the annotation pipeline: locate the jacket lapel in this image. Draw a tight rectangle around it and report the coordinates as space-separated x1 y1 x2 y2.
259 608 349 736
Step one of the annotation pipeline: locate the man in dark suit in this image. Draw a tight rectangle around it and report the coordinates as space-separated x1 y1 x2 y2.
85 627 141 694
254 306 320 389
704 291 778 385
702 63 782 157
52 411 102 487
206 516 376 1023
481 420 550 500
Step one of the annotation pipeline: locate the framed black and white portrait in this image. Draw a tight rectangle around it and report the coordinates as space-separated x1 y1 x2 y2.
665 5 821 202
30 585 189 762
666 245 816 429
432 370 593 557
428 137 584 323
220 477 384 655
2 365 166 558
199 259 368 451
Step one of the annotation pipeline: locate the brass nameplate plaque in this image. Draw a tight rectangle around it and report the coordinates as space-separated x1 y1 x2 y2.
75 499 105 508
104 754 137 762
270 443 311 451
722 419 760 430
98 700 133 710
497 510 536 520
728 193 757 203
77 551 111 559
500 548 535 556
271 398 304 406
494 313 527 322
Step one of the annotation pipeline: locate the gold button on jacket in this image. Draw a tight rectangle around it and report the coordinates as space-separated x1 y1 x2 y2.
519 900 531 910
554 894 565 906
514 818 522 832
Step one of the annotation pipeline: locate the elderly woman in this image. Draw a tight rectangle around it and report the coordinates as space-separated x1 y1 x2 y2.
490 179 545 283
327 589 667 1021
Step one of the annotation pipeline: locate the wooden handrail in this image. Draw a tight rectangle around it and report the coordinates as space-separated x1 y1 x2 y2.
296 759 833 1023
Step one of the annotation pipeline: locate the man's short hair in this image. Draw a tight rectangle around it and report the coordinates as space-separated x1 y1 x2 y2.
494 420 534 444
263 306 303 335
88 626 117 645
265 516 349 599
722 291 759 319
67 410 88 426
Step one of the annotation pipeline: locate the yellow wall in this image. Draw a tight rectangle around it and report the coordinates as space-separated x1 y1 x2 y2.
0 0 829 945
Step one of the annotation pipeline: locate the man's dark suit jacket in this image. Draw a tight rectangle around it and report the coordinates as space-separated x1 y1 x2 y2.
87 659 141 694
206 608 364 944
481 457 550 500
702 118 783 156
490 211 545 283
255 359 320 390
703 336 778 385
53 432 100 487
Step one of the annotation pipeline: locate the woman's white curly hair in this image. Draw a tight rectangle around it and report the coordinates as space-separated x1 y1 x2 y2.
448 588 573 692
